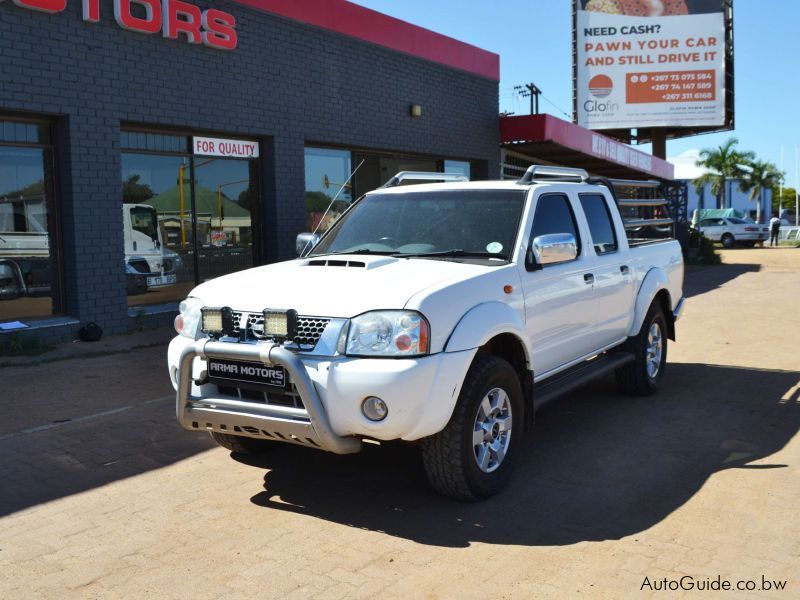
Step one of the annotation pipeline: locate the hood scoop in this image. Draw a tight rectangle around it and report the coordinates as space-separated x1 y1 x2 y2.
303 256 398 270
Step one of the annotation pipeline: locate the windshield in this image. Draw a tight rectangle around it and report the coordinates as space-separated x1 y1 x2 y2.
130 206 159 242
310 190 527 261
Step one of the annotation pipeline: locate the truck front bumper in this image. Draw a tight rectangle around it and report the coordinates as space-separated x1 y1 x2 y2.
171 337 476 454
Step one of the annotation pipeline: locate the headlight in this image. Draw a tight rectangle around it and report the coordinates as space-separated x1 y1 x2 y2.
174 297 203 339
342 310 430 357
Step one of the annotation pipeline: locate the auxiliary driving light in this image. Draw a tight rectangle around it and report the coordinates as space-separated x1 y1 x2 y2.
262 309 298 340
361 396 388 422
201 306 234 336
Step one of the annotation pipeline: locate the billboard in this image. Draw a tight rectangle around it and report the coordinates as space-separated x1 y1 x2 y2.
574 0 731 132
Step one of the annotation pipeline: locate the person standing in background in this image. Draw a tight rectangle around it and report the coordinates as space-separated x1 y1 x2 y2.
769 215 781 247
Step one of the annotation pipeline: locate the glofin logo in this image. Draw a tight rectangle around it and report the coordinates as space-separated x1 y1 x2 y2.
589 74 613 98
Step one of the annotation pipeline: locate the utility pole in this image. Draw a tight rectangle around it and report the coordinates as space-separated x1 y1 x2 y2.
514 83 543 115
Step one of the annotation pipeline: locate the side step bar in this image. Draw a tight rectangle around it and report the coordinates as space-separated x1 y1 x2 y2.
535 352 635 410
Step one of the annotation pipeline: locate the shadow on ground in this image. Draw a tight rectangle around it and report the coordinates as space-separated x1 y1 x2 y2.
684 263 760 298
0 401 215 517
239 363 800 548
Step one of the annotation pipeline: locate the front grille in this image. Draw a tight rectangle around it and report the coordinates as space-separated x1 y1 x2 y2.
231 311 331 349
217 384 305 409
162 259 174 272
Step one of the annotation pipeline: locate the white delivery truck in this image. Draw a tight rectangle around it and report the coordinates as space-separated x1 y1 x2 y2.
122 204 180 289
168 167 684 500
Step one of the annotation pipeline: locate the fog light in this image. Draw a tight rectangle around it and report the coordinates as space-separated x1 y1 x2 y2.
201 307 233 336
361 396 388 421
263 309 298 339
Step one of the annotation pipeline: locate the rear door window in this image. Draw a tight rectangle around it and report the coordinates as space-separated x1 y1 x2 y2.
579 193 618 255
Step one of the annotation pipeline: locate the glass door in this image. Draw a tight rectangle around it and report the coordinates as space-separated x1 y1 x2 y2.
193 158 259 283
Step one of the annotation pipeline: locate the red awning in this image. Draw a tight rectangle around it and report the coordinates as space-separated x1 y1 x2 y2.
500 114 674 181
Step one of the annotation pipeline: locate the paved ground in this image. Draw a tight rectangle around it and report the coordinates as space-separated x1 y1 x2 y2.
1 248 798 599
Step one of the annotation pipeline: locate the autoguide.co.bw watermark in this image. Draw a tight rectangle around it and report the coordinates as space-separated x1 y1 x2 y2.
641 574 788 592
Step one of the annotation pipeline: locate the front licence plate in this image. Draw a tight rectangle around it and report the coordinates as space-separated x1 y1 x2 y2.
147 274 177 288
207 359 288 389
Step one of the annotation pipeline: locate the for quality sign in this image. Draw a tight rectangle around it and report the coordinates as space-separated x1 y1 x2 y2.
575 0 727 130
193 137 259 158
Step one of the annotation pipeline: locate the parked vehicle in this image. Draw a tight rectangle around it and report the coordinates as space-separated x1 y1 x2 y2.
168 167 684 500
123 204 181 288
695 216 769 248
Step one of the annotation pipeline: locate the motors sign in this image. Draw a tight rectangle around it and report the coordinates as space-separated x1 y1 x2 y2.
10 0 238 51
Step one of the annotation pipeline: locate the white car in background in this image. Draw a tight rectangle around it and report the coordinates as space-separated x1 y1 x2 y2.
696 217 769 248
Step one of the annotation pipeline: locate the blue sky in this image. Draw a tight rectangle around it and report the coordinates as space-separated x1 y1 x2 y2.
351 0 799 187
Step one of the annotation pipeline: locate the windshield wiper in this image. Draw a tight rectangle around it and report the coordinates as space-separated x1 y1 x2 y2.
395 249 507 260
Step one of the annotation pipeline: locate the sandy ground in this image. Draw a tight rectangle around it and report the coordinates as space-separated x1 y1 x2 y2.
1 247 798 599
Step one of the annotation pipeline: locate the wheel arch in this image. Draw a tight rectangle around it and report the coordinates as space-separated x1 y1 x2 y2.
629 268 676 341
444 302 534 431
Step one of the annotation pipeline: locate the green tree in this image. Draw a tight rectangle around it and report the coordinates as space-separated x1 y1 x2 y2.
122 174 154 204
1 179 45 199
694 138 754 210
772 186 795 211
740 159 783 224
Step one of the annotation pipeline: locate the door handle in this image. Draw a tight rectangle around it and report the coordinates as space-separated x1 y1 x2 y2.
620 265 630 275
584 273 594 284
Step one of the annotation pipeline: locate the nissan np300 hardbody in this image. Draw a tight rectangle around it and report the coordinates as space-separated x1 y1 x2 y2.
168 166 684 500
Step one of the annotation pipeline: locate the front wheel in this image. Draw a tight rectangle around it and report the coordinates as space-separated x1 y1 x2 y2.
422 355 523 501
615 303 668 396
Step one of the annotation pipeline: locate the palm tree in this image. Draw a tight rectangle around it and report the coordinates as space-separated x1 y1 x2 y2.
694 138 754 210
740 160 784 224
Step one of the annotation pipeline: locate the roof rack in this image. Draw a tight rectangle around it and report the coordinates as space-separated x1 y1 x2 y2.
380 171 469 188
516 165 589 185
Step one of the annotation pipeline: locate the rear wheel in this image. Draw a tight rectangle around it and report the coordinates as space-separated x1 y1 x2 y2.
210 432 278 454
615 303 668 396
721 233 735 248
422 355 523 501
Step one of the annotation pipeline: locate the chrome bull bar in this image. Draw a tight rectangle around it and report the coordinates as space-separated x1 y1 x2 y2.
176 339 362 454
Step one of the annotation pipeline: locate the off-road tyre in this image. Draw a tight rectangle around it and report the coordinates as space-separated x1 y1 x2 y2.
421 355 523 501
210 432 279 454
721 233 735 248
615 303 668 396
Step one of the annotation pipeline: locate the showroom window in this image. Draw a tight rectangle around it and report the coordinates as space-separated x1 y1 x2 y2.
303 147 476 238
121 129 260 308
304 147 353 235
0 118 62 325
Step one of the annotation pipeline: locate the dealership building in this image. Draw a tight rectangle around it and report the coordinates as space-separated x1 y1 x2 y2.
1 0 680 345
0 0 503 343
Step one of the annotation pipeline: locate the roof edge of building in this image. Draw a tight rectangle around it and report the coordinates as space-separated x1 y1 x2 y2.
231 0 500 80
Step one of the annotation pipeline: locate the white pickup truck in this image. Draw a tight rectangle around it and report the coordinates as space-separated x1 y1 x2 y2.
168 166 684 500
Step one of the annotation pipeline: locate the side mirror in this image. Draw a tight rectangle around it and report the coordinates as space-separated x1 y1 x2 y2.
296 232 320 257
526 233 578 271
